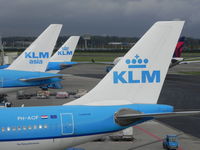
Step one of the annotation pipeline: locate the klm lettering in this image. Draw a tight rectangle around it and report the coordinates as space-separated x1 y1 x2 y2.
25 52 49 59
58 50 73 55
113 71 160 84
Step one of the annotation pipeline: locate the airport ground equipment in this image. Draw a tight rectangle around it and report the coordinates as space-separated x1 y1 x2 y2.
74 89 87 98
109 127 134 141
163 135 179 150
37 91 50 99
17 90 32 99
56 92 69 99
0 94 12 107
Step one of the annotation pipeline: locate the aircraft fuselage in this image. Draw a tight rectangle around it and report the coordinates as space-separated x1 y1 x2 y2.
0 104 173 150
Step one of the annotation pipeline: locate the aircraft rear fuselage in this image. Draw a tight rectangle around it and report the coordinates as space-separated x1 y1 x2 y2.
46 61 78 71
0 70 62 93
0 104 172 142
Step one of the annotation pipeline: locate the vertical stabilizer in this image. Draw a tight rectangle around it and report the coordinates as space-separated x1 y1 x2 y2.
7 24 62 72
173 36 185 57
66 21 184 106
50 36 80 62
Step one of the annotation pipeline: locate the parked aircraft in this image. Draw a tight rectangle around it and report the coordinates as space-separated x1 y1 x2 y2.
46 36 80 73
0 21 199 150
106 36 200 72
0 36 80 73
0 24 63 94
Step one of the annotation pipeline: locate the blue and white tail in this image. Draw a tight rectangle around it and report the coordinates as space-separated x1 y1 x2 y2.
49 36 80 62
66 21 184 106
7 24 62 72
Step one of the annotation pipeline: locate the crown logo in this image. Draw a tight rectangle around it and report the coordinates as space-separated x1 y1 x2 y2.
125 54 149 69
62 46 69 50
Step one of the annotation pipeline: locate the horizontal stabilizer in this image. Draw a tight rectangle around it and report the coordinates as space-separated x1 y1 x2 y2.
46 70 60 74
180 60 200 64
115 110 200 126
59 62 78 68
117 111 200 119
87 61 114 65
20 75 63 82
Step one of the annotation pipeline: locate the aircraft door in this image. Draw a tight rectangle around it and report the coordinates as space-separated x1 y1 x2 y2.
60 113 74 135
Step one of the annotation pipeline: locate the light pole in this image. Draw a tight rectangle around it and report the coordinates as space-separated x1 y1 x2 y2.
0 36 4 65
83 34 91 50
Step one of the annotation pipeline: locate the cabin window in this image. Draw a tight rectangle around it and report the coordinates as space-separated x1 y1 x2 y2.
18 126 21 131
39 125 42 129
1 124 49 132
7 127 11 131
33 125 37 129
1 128 5 132
28 126 32 130
23 126 27 130
12 127 16 131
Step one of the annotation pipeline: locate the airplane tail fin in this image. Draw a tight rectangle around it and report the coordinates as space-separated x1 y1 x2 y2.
49 36 80 62
173 36 185 57
7 24 62 72
66 21 184 106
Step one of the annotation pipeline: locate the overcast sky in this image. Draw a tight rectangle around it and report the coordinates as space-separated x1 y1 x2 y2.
0 0 200 38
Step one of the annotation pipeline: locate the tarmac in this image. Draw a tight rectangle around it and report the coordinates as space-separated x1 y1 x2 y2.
74 121 200 150
5 62 200 150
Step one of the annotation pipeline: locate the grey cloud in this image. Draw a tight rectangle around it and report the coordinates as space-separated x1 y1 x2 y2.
0 0 200 38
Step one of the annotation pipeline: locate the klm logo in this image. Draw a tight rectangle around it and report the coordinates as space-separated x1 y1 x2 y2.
58 46 73 55
25 52 49 59
113 55 160 84
24 52 49 64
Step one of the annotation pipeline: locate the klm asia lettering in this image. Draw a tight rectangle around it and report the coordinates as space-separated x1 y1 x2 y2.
25 52 49 64
113 55 160 84
58 46 73 55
